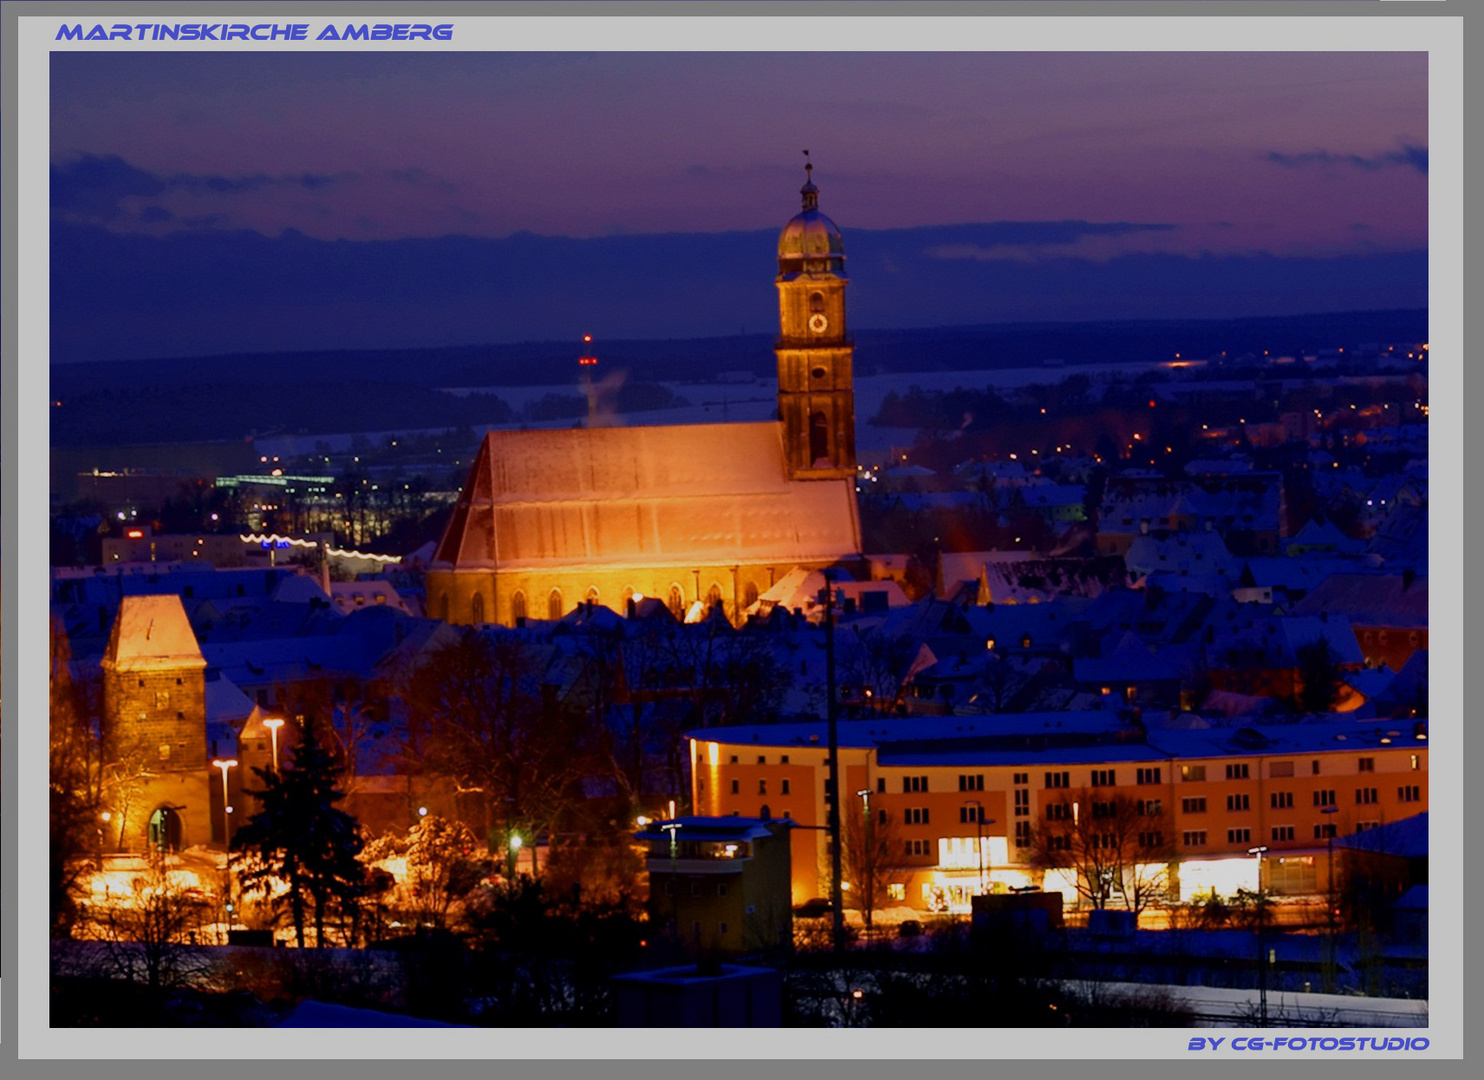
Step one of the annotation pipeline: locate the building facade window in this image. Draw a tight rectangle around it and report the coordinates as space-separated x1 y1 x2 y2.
1181 765 1207 782
547 589 563 621
1046 803 1072 822
1138 799 1163 817
958 774 984 792
1091 769 1116 787
1356 787 1378 805
1136 767 1162 785
1314 823 1337 840
1271 826 1295 842
1227 828 1251 844
905 807 930 825
1270 791 1293 809
781 779 790 795
1313 789 1337 807
1225 763 1250 780
1014 821 1031 848
1358 757 1375 773
903 775 928 793
1398 784 1421 802
1226 794 1250 811
1183 830 1207 846
905 839 932 857
1014 789 1030 817
1138 831 1164 849
1181 797 1207 814
1269 761 1294 778
1044 771 1070 789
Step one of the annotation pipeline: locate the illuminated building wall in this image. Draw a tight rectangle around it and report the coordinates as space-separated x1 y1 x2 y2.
690 720 1428 912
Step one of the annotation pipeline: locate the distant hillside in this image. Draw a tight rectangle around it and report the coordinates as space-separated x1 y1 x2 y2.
49 309 1427 448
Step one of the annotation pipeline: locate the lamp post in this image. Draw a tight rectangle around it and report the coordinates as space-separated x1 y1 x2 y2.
263 717 285 773
97 810 112 871
1323 805 1339 992
661 821 682 935
964 800 986 897
1248 845 1270 1026
820 569 845 953
213 758 238 932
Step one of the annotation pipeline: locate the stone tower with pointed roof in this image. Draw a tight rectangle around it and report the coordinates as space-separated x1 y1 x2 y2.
426 166 862 627
101 594 213 853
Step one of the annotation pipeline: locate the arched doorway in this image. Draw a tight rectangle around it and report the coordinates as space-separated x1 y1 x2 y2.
148 806 182 854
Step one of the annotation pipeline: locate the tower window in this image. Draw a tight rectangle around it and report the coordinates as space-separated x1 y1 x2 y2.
511 591 526 622
809 291 825 314
547 589 563 621
811 366 828 380
809 411 829 464
470 593 485 625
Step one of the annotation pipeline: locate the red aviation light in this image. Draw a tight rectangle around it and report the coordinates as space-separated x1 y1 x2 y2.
579 333 598 366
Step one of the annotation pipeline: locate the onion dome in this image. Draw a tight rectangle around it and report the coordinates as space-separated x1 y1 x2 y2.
777 162 845 273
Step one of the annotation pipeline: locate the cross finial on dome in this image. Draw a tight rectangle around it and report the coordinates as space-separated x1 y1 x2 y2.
800 150 819 211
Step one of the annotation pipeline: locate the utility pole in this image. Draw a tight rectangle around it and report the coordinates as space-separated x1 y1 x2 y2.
823 572 844 952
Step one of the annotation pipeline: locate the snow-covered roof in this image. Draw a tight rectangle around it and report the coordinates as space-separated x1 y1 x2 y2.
103 594 205 672
432 421 861 571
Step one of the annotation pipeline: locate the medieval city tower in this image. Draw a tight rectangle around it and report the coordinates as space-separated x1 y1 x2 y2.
100 594 213 853
775 162 857 480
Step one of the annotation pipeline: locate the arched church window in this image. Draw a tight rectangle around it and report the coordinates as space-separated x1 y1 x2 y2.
548 589 563 621
470 593 485 625
511 591 527 623
808 292 825 314
809 411 830 464
668 584 685 619
744 581 759 607
586 586 601 607
707 584 723 610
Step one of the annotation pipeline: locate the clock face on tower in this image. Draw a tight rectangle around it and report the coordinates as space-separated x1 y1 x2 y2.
808 312 829 334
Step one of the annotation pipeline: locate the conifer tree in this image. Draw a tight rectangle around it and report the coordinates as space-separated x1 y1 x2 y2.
233 712 365 948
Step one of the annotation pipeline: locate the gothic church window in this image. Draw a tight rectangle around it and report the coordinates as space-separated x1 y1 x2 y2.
471 593 485 625
548 589 563 621
511 591 527 622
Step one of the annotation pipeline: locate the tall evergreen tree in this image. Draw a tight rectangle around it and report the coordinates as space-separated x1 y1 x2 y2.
232 712 365 948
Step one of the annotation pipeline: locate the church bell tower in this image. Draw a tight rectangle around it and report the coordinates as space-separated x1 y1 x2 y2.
775 162 856 480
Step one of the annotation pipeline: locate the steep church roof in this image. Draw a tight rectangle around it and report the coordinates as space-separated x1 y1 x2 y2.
432 420 861 573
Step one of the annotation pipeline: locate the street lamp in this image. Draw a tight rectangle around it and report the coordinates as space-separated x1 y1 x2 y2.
212 758 238 933
262 717 285 773
508 832 523 879
1248 845 1270 1026
661 821 682 934
1323 805 1340 991
964 800 986 896
212 759 238 847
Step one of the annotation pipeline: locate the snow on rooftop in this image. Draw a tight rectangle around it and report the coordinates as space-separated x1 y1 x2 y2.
103 594 205 672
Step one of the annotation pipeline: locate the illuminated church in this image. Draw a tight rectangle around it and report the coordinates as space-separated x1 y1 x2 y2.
426 165 862 626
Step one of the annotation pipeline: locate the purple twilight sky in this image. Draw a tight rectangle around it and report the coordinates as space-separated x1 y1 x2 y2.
50 51 1427 361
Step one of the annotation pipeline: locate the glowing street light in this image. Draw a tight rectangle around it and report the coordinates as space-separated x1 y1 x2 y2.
262 717 285 773
211 759 238 846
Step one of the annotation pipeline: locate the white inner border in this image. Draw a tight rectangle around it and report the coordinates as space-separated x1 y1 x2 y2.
17 12 1463 1061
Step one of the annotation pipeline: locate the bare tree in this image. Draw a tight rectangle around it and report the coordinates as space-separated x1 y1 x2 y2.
1029 789 1175 913
401 629 593 871
837 625 917 715
842 805 906 930
93 859 214 994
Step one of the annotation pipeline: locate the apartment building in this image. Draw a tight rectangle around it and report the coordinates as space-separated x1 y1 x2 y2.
688 711 1427 914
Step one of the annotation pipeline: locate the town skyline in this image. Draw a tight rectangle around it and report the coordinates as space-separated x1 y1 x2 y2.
50 50 1427 362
